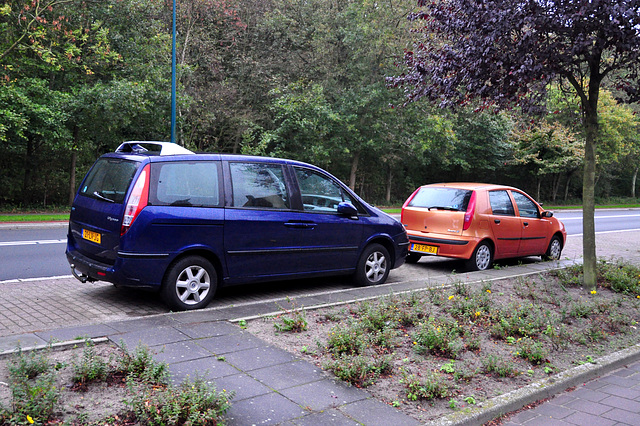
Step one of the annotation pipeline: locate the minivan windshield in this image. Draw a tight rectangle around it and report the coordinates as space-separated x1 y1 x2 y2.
79 158 138 204
408 187 472 212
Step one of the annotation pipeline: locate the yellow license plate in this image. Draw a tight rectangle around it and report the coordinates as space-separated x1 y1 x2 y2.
82 229 101 244
411 243 438 255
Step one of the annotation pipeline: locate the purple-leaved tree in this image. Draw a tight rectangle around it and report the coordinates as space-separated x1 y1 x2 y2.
389 0 640 290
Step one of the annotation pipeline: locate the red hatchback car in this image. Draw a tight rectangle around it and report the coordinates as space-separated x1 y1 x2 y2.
401 183 567 270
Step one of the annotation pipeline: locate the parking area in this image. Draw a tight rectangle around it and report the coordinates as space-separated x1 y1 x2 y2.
1 230 637 338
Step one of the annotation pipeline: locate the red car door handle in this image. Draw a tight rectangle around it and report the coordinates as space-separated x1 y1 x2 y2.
494 219 501 224
523 222 529 227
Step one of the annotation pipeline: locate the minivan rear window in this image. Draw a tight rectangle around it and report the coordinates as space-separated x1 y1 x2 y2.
79 158 139 204
149 161 221 207
408 187 472 212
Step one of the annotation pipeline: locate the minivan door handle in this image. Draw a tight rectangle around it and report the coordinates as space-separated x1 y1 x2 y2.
284 221 317 229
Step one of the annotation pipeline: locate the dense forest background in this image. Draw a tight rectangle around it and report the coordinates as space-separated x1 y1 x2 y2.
1 0 639 208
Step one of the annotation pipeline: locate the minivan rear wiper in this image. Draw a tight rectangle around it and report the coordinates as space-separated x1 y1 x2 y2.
93 191 115 203
427 206 460 211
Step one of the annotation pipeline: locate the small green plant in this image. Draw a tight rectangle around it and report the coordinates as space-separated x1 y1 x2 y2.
72 342 108 385
440 360 456 374
544 364 555 374
448 398 457 409
464 396 476 405
238 319 247 329
482 355 519 377
126 377 233 425
274 298 308 332
412 316 464 359
516 337 548 365
5 348 59 424
402 372 450 401
117 342 169 384
324 353 392 387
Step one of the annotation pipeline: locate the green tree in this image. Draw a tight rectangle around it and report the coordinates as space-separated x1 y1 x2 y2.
390 0 640 290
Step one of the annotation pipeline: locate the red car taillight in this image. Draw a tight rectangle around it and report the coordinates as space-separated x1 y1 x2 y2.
463 191 476 231
121 164 150 235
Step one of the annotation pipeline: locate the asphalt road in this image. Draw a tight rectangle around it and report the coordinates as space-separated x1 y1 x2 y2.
1 209 639 282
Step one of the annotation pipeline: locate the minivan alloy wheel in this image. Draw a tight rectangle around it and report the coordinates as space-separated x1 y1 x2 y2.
355 243 390 286
162 256 217 310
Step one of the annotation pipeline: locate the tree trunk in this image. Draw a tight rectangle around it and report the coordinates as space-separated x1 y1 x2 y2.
349 151 360 191
536 178 541 201
632 166 638 198
582 93 599 291
385 168 393 204
69 150 77 206
564 172 572 201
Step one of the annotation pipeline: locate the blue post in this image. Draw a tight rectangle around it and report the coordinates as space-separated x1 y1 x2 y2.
171 0 177 144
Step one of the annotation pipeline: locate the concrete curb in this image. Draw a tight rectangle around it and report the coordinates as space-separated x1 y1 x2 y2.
433 343 640 425
0 337 109 359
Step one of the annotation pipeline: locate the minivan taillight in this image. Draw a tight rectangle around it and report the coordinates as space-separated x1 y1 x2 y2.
121 164 150 235
463 191 476 231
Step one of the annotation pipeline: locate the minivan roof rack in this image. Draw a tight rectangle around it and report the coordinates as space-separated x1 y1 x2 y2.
115 141 195 155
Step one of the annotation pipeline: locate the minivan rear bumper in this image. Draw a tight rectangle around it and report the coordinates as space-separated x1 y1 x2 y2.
66 249 165 290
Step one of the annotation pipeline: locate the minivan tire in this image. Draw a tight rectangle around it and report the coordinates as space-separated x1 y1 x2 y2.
354 243 390 286
466 241 493 271
162 256 217 311
543 235 563 261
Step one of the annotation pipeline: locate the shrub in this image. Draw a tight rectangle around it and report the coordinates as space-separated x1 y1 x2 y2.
412 316 464 359
402 372 450 401
324 354 393 387
516 337 548 364
126 377 233 425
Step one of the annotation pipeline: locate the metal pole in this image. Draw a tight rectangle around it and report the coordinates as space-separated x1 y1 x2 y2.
171 0 177 144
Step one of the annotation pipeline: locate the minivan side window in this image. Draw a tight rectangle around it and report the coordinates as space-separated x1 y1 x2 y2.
80 158 138 204
489 190 515 216
149 161 221 207
294 167 354 213
512 191 539 218
230 162 290 209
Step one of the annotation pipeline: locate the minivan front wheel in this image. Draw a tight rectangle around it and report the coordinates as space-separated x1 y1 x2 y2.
466 242 493 271
354 243 390 286
162 256 217 311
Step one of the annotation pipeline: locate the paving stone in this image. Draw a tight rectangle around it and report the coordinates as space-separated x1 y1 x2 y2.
168 356 239 383
599 384 640 400
145 340 215 364
0 333 47 352
569 387 610 403
196 331 266 355
534 402 575 419
601 407 640 425
600 394 640 413
224 391 307 425
563 411 617 426
288 409 361 425
107 315 177 333
250 360 327 390
222 345 298 371
339 398 421 426
279 378 370 411
565 398 613 416
214 373 273 401
109 325 190 348
173 320 241 338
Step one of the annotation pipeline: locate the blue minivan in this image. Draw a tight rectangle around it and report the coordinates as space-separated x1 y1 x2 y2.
66 142 409 310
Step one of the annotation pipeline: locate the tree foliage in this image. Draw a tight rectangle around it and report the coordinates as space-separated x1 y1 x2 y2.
390 0 640 289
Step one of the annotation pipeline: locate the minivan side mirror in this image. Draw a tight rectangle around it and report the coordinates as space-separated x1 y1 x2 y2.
541 211 554 218
337 202 358 219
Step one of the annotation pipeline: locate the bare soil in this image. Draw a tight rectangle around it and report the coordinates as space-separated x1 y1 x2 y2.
1 271 638 425
244 272 640 424
0 344 131 424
